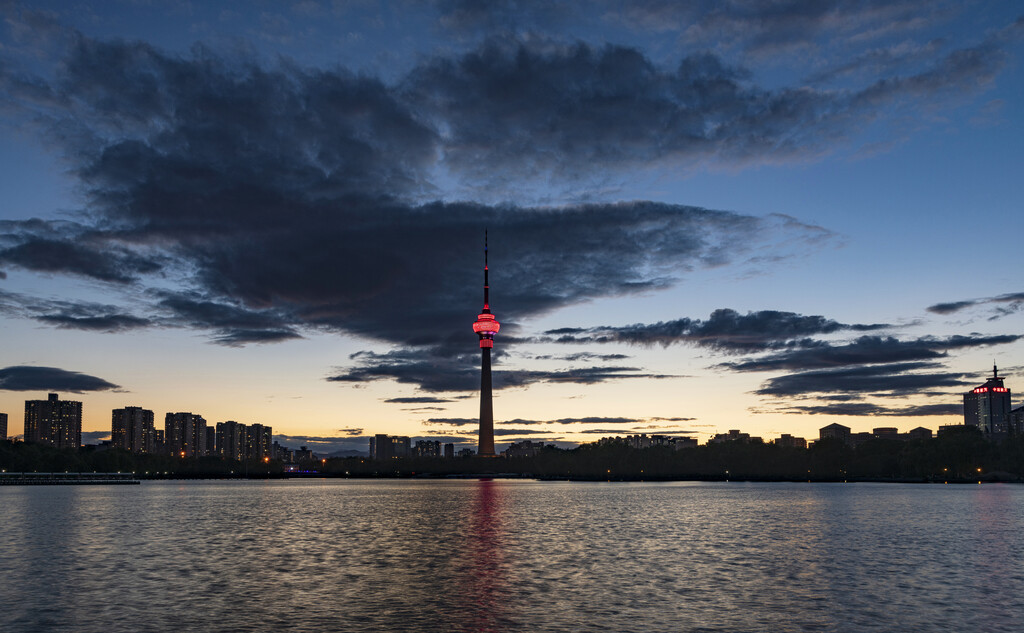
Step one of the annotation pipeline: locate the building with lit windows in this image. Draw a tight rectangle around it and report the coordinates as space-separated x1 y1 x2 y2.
245 423 272 460
413 440 441 457
370 434 411 459
216 420 245 461
24 393 82 448
111 406 155 453
963 365 1012 438
165 412 208 457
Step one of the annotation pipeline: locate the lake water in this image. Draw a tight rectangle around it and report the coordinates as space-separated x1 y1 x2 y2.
1 480 1022 632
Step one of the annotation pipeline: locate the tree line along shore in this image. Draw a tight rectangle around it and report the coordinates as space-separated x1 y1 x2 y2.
3 426 1023 482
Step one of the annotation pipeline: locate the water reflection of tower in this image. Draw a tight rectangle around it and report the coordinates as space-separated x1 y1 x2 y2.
472 231 500 457
462 479 506 632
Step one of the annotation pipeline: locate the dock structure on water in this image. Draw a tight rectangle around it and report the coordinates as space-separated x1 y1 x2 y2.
0 472 141 485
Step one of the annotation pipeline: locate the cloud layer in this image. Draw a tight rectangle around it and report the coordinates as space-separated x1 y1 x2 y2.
546 308 887 351
0 6 1020 418
1 15 1013 350
0 366 120 393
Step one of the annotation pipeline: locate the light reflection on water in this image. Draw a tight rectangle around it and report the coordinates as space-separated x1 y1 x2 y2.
1 480 1023 632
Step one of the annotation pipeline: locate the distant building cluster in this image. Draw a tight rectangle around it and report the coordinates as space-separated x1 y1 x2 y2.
817 423 933 446
503 439 551 458
3 365 1022 457
370 434 463 459
588 426 934 450
3 392 311 463
595 433 698 450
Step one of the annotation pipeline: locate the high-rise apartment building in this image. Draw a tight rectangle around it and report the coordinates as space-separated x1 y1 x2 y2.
111 406 155 453
964 365 1012 438
165 412 208 457
24 393 82 448
216 420 245 461
0 412 7 441
413 439 441 457
246 423 272 460
370 434 411 459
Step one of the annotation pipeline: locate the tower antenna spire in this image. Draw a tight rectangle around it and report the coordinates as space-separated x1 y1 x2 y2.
472 228 499 457
484 229 489 311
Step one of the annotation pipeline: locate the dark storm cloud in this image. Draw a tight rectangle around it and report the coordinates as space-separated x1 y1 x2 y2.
437 1 952 59
927 292 1024 318
0 289 151 333
154 292 301 346
722 334 1021 372
496 416 641 426
531 352 632 361
330 348 674 392
0 365 120 392
547 308 887 352
778 402 962 417
755 362 970 397
36 312 151 332
0 220 163 283
405 33 1014 182
546 417 638 425
425 418 477 427
0 237 160 283
211 329 302 346
0 16 1016 357
927 300 978 315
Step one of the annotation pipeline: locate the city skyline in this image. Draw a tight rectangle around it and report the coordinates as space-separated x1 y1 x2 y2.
1 2 1023 454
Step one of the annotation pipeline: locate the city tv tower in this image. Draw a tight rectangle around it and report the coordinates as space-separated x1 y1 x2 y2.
472 231 500 457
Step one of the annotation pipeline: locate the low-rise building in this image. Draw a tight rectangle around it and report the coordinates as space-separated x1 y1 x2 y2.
774 434 807 449
503 439 545 458
905 427 933 441
709 429 754 444
819 423 851 445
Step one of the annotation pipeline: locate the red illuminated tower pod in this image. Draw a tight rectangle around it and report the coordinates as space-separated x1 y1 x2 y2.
472 232 500 457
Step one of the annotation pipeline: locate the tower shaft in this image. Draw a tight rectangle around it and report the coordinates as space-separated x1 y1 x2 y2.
472 230 499 457
479 346 495 456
